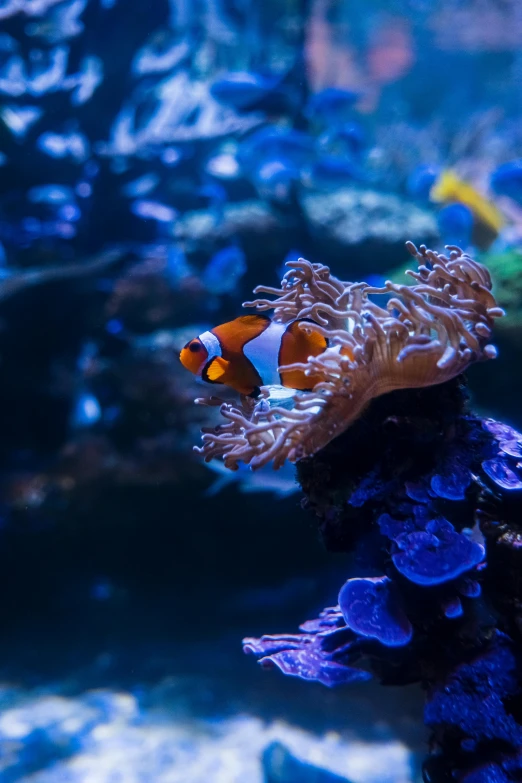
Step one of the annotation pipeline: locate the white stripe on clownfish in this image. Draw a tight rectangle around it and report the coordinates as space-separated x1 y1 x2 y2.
199 330 222 360
243 319 287 386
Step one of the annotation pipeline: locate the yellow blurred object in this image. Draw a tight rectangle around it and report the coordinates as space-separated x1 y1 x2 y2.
430 170 504 235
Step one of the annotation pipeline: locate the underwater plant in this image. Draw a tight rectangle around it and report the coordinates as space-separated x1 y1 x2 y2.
185 243 522 782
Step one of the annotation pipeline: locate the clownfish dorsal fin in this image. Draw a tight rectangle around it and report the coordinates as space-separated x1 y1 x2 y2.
234 314 271 326
212 314 271 355
202 356 230 383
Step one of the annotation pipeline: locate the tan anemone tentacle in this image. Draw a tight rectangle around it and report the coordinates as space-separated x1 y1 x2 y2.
243 257 351 329
193 243 504 470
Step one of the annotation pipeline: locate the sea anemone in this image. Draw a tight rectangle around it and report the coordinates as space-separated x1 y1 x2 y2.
195 242 504 470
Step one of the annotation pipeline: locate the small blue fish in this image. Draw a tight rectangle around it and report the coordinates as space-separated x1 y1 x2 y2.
202 245 246 295
407 164 441 201
211 70 295 113
239 127 314 173
27 185 75 204
318 122 366 157
130 200 177 223
308 154 362 187
306 88 361 124
490 159 522 206
211 71 272 108
437 203 474 247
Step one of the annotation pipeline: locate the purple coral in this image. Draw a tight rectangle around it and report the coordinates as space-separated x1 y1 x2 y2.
425 634 522 748
482 419 521 442
459 579 481 599
338 576 412 647
243 607 371 688
442 596 463 619
430 461 472 501
498 440 522 459
481 458 522 491
392 518 485 586
480 419 522 491
241 379 522 779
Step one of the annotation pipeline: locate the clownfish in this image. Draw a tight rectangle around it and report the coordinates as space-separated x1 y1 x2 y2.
180 314 328 397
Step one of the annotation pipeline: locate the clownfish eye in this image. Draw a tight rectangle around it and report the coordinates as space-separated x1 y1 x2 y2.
189 341 201 353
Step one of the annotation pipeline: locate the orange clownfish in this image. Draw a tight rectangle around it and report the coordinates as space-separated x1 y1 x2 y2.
179 314 328 397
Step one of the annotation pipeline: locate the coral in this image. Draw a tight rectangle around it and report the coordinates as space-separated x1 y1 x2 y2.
338 576 412 647
195 243 503 470
243 606 372 688
389 517 484 587
299 186 438 264
241 369 522 780
218 249 522 778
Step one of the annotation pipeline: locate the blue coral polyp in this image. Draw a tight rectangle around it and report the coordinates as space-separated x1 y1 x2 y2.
195 243 504 470
338 576 413 647
392 518 485 586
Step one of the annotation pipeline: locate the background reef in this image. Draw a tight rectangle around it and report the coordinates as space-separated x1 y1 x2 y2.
1 0 522 781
